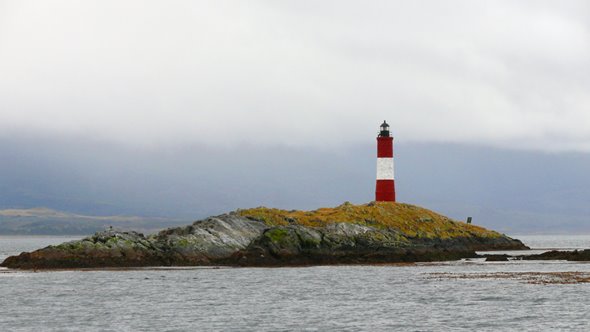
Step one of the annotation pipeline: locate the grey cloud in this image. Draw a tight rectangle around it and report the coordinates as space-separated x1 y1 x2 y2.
0 0 589 151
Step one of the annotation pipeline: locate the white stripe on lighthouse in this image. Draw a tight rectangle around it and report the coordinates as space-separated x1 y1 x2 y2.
376 158 394 180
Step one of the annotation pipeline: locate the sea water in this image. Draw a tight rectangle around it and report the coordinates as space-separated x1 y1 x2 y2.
1 235 590 331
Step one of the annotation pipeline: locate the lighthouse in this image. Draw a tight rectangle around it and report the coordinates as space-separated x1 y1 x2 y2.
376 120 395 202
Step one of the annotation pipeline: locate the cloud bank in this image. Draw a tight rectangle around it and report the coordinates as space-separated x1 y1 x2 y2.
1 0 589 150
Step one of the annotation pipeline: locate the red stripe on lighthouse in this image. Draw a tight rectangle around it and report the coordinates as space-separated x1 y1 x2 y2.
376 180 395 202
377 137 393 157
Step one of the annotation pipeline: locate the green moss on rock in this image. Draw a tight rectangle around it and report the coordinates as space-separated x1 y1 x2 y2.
265 228 290 243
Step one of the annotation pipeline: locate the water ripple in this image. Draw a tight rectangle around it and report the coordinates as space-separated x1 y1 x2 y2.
1 236 590 331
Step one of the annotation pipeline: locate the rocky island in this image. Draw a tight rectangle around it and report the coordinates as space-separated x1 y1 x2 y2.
1 202 528 269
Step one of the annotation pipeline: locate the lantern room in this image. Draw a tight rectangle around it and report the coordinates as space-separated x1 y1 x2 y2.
379 120 390 137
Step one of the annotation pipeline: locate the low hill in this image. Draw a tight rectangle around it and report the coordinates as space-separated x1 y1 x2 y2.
238 201 501 239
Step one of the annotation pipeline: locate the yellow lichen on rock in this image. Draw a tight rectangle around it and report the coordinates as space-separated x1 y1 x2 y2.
238 202 501 239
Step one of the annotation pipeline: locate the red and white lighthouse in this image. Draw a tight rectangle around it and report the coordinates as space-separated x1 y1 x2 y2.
376 120 395 202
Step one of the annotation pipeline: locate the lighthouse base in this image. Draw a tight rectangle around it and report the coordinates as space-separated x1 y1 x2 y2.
375 179 395 202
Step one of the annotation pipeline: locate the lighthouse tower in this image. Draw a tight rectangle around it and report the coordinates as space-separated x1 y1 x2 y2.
376 121 395 202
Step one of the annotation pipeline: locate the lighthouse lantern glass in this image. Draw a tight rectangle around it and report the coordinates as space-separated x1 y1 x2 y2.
380 121 390 137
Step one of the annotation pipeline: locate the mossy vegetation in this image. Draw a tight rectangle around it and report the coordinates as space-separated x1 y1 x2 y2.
238 201 501 239
176 238 191 247
54 241 89 251
265 228 290 243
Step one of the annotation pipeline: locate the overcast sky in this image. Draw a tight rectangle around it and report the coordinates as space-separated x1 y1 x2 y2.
1 0 589 151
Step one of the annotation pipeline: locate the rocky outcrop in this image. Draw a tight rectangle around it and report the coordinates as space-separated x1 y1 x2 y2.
154 215 268 265
0 203 529 269
521 250 590 261
484 254 510 261
1 215 268 269
0 229 167 269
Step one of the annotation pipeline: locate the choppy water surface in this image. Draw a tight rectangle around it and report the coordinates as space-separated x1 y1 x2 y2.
1 235 590 331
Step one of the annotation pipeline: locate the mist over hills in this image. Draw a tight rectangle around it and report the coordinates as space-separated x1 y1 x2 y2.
1 135 589 235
